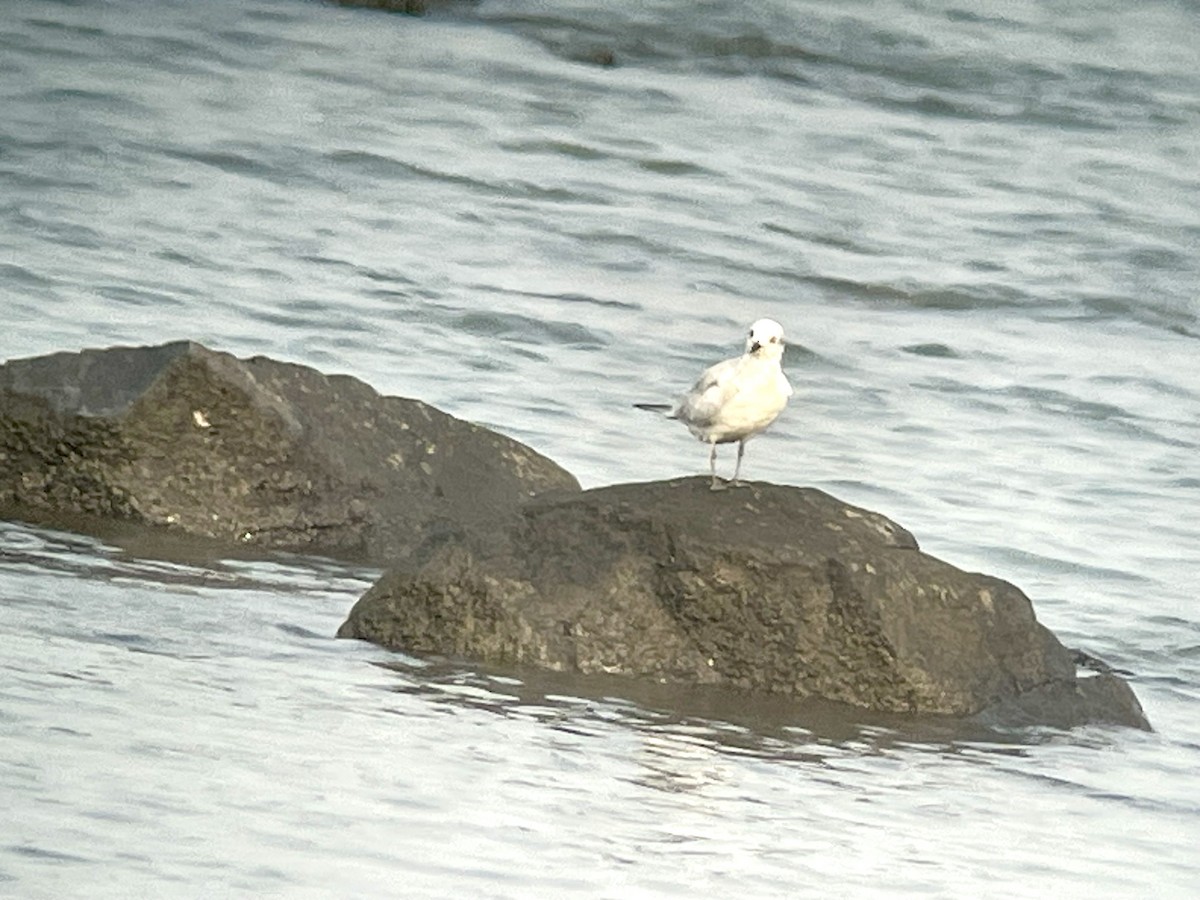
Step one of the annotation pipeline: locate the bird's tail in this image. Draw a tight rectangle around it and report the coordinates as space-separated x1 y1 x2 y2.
633 402 672 413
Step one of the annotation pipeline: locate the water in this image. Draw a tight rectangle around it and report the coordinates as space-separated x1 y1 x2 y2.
2 0 1199 894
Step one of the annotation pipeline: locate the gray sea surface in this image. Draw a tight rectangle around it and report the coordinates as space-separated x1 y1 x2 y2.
2 0 1199 896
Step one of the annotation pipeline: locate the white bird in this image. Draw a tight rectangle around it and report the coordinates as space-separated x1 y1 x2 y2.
636 318 793 490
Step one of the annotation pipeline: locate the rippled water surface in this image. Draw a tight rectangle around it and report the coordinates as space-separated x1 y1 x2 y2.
2 0 1199 895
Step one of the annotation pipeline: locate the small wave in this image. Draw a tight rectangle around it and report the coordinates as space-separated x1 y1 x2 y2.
487 286 641 313
325 149 610 204
803 275 1029 311
976 544 1151 584
0 263 55 289
1003 385 1131 423
499 138 611 161
155 146 282 181
8 844 92 864
635 158 716 177
34 87 146 116
453 310 606 347
901 343 960 359
95 285 187 308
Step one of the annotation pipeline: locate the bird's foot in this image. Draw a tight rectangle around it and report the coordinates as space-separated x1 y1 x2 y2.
709 477 729 492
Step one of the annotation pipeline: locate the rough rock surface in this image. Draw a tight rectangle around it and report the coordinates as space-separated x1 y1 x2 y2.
0 342 579 563
339 478 1149 729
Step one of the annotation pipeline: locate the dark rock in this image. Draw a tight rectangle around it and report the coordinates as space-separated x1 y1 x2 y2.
972 669 1150 731
339 477 1150 730
0 341 579 564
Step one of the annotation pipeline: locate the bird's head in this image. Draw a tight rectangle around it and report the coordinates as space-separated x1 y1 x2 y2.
745 318 786 359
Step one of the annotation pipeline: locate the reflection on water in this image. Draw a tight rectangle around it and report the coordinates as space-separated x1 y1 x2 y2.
374 654 1033 755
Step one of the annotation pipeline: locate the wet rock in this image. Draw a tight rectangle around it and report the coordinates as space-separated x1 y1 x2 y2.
339 478 1150 730
0 341 579 564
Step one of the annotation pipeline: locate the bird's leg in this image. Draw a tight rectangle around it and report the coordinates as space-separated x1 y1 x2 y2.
730 440 747 487
708 442 726 491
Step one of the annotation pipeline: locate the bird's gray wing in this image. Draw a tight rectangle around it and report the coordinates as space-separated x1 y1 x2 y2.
676 356 742 425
